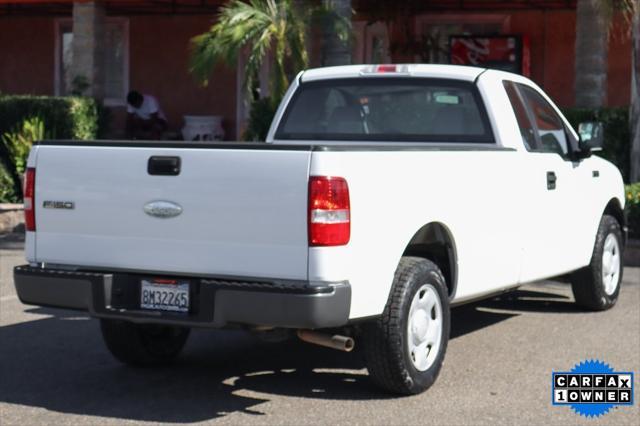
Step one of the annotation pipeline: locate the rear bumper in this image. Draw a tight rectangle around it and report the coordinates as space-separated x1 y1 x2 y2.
13 265 351 329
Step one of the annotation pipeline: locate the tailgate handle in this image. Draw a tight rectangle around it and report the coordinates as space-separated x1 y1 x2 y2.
148 156 181 176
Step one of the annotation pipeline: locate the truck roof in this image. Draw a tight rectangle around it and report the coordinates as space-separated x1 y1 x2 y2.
300 64 488 83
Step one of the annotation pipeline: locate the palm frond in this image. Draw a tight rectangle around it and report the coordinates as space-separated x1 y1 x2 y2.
244 23 276 97
189 0 351 100
286 1 310 71
309 2 353 43
189 0 274 85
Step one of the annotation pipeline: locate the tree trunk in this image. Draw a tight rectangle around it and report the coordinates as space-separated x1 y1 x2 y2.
321 0 352 66
574 0 609 108
631 2 640 183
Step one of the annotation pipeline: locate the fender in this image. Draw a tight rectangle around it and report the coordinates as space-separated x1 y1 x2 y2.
401 222 459 300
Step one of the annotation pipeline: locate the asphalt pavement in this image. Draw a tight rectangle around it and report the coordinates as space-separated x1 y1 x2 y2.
1 240 638 425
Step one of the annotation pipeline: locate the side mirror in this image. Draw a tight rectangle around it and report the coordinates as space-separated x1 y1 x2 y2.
578 121 604 152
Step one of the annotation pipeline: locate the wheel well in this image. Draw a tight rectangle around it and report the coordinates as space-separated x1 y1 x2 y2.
403 223 458 298
604 198 626 244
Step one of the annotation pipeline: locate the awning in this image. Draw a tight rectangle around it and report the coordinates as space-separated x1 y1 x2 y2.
0 1 225 16
0 0 577 17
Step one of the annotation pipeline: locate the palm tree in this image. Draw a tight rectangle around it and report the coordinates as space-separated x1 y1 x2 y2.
321 0 353 66
190 0 308 101
632 3 640 182
574 0 639 182
574 0 610 108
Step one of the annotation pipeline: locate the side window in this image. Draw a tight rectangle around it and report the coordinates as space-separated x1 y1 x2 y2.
518 85 569 156
503 81 537 150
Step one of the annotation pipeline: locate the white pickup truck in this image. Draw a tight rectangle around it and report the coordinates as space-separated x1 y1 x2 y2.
14 64 627 395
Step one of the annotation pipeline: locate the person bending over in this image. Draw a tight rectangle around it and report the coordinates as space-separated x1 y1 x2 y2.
125 91 168 139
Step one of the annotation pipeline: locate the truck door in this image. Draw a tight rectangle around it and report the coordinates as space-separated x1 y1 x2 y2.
503 81 583 282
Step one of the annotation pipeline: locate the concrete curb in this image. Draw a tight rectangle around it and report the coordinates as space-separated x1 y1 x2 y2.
0 203 23 210
0 204 23 234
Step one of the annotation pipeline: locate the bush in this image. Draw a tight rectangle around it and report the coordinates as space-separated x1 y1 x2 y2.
0 162 18 203
562 108 631 182
2 117 46 175
0 95 99 140
0 116 48 202
243 97 278 141
626 183 640 239
0 95 101 203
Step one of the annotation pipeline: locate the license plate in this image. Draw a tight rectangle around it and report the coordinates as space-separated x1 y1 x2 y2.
140 278 190 313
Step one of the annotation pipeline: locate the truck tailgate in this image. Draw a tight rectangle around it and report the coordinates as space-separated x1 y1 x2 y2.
32 144 311 280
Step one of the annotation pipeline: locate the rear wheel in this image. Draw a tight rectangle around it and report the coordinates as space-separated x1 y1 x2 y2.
100 319 190 366
362 257 450 395
571 215 623 310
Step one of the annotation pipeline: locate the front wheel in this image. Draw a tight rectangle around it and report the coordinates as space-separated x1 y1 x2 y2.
571 215 623 311
362 257 450 395
100 319 190 366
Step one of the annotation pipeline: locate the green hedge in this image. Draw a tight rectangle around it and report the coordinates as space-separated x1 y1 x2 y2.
562 108 630 182
0 95 99 140
0 95 101 203
626 183 640 239
0 162 18 203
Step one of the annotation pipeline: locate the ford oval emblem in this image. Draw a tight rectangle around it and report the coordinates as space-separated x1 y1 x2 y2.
143 200 183 218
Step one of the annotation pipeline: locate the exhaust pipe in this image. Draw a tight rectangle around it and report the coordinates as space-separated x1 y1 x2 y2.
297 330 355 352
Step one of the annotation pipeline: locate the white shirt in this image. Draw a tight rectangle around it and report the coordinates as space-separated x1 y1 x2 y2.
127 95 167 121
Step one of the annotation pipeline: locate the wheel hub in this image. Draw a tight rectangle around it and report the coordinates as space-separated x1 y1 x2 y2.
601 233 620 296
407 284 443 372
411 311 429 343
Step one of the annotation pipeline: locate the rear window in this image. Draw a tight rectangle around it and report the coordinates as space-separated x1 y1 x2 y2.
275 78 494 143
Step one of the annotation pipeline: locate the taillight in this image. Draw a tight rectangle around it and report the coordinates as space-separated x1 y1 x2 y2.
24 167 35 232
363 64 408 74
376 64 397 73
308 176 350 246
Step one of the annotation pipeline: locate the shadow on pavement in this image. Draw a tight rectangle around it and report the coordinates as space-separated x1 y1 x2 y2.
480 287 584 314
450 303 516 339
0 285 573 423
0 308 382 423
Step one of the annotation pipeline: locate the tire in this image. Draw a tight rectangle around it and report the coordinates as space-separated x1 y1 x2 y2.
100 319 190 367
362 257 450 395
571 215 623 311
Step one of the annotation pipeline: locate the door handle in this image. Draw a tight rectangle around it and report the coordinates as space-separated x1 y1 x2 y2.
547 171 557 190
148 156 181 176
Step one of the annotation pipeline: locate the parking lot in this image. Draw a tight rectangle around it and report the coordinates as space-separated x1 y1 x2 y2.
1 240 638 425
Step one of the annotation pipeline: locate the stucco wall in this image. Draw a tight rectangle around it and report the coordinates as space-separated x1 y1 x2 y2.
0 10 631 140
606 14 633 107
510 10 630 108
127 15 237 139
0 17 55 95
381 9 630 108
0 14 238 139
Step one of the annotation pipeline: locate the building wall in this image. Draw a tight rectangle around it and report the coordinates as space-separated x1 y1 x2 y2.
0 10 632 141
607 14 633 107
0 17 55 95
539 10 576 107
511 9 631 108
0 14 238 139
128 15 237 138
379 9 631 108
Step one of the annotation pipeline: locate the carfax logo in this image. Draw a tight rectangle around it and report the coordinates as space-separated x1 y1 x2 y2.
552 360 634 418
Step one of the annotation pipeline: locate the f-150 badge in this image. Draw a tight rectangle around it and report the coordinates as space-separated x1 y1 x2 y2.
143 200 183 218
42 201 74 209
